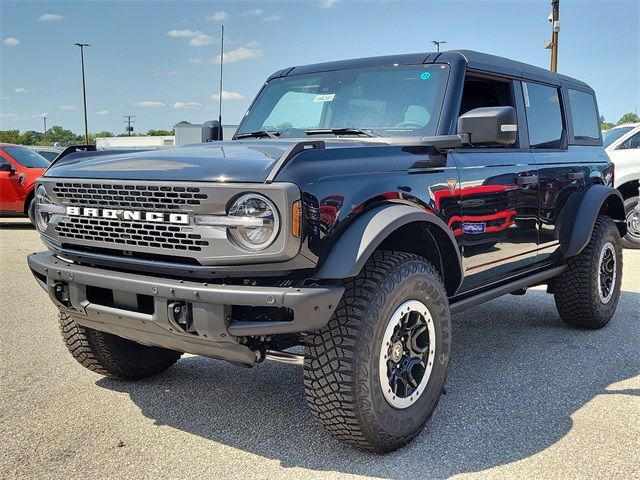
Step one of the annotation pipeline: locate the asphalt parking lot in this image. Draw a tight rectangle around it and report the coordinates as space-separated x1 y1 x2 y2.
1 218 638 480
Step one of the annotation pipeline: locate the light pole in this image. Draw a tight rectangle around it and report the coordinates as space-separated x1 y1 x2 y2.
431 40 447 52
74 43 90 144
550 0 560 72
43 116 47 134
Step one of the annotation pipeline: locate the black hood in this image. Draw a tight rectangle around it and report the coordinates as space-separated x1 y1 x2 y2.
44 141 301 183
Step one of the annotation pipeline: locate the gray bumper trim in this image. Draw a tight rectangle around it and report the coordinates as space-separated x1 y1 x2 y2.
28 251 343 364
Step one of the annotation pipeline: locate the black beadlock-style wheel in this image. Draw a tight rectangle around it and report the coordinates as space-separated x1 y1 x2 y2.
553 215 623 329
303 251 451 453
622 196 640 249
59 312 182 380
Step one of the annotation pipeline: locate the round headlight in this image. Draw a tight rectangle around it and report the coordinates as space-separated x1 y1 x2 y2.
35 185 52 233
227 194 280 251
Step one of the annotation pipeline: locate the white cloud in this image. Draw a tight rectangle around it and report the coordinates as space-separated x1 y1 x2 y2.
190 33 214 47
1 96 10 101
4 37 20 47
167 29 199 38
134 101 166 108
97 110 110 115
59 105 78 111
210 11 229 21
211 90 244 101
241 9 264 16
32 112 48 119
217 46 263 64
262 14 282 23
188 57 203 64
14 87 27 93
319 0 338 8
173 102 202 109
0 112 19 120
245 40 260 48
38 13 64 21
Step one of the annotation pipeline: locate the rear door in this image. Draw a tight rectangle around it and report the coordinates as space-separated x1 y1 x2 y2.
451 74 539 292
525 82 608 264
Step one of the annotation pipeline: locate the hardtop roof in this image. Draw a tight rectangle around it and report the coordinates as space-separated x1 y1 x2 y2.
273 49 590 90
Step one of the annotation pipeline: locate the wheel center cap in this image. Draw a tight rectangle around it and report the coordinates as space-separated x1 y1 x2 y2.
391 342 403 363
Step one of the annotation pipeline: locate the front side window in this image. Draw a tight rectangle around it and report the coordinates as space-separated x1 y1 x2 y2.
523 82 564 149
237 64 450 138
1 146 49 168
568 89 600 141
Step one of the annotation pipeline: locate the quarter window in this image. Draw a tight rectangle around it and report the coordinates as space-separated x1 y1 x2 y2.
619 131 640 150
568 89 600 141
523 82 564 149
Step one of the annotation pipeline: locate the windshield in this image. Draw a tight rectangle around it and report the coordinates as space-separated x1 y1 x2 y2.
236 64 450 138
603 126 634 147
2 146 49 168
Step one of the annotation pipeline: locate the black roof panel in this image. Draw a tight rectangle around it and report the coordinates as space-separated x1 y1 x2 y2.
275 49 589 89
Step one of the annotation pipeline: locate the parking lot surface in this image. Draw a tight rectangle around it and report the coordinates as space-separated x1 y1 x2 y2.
1 219 638 480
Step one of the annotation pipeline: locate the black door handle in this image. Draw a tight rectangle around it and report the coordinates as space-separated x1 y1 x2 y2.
567 171 584 181
517 174 538 187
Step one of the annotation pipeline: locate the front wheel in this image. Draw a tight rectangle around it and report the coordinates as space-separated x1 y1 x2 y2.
553 215 623 329
27 197 36 226
303 251 451 453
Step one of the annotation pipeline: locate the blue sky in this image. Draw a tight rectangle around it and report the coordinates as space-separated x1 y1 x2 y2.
1 0 638 134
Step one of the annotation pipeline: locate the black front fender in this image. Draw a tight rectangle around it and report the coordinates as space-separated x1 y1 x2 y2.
557 184 626 257
315 204 463 291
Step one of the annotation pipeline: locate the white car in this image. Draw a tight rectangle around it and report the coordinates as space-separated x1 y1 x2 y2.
604 123 640 248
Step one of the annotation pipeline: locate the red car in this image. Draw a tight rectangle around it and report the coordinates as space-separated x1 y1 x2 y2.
0 144 49 224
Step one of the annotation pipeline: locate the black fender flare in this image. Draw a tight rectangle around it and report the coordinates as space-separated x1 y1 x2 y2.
557 184 626 257
315 204 463 291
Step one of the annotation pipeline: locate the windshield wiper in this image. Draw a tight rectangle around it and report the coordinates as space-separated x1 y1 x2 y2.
304 128 379 138
235 130 280 139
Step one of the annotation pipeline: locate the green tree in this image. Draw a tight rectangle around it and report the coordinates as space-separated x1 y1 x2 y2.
175 121 191 126
617 112 640 125
21 130 44 145
600 115 614 131
0 130 24 144
42 126 82 146
147 129 174 136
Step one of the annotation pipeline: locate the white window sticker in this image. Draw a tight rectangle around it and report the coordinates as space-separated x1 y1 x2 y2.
314 94 335 103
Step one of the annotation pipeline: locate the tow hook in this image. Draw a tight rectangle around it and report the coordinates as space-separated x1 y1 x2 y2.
168 301 195 334
52 282 71 307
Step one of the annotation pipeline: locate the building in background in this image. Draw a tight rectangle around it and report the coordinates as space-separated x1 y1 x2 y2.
96 125 238 149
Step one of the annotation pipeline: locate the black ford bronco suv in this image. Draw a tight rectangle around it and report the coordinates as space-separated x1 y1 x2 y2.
28 50 626 452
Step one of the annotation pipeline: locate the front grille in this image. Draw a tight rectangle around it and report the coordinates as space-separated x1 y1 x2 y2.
52 182 208 211
56 217 209 252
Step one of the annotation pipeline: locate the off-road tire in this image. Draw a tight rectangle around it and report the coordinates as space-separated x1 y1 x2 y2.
303 251 451 453
554 215 622 329
59 312 182 379
621 196 640 249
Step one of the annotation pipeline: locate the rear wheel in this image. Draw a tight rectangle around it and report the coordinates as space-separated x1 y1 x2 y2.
622 196 640 249
59 312 182 379
303 251 451 453
554 215 622 329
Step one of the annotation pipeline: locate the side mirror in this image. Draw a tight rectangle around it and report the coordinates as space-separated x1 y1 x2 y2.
0 163 15 174
202 120 223 142
458 106 518 147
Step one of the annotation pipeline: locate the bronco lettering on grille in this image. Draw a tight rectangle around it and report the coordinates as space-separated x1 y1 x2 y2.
65 206 189 225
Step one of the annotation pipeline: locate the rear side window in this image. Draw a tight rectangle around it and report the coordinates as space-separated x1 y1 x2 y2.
37 151 58 162
568 89 600 141
523 82 564 149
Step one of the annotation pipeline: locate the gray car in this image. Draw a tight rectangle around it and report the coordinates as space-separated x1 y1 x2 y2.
27 146 62 162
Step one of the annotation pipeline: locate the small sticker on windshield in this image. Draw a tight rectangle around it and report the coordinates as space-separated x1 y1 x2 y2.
314 94 335 103
420 72 431 80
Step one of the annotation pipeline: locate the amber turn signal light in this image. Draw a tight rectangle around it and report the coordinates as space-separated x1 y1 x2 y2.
292 200 301 237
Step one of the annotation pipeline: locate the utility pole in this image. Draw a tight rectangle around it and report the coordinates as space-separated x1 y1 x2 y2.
546 0 560 72
431 40 447 52
123 115 135 136
74 43 90 144
43 116 47 134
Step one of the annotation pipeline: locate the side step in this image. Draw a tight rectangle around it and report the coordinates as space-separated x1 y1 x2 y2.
449 265 566 315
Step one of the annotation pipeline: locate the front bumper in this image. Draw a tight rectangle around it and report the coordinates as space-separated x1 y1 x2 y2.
28 251 344 365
